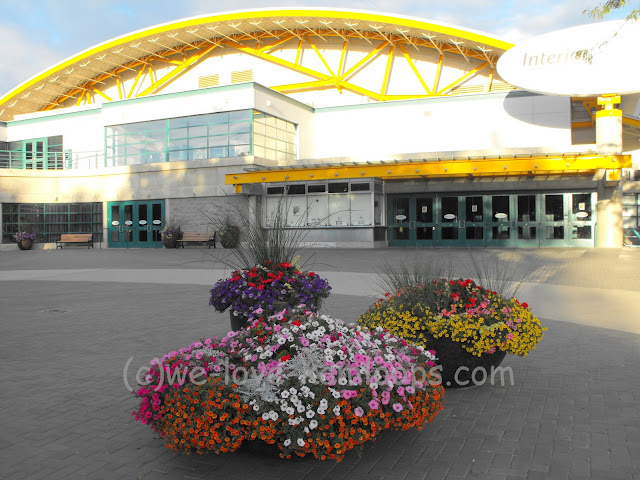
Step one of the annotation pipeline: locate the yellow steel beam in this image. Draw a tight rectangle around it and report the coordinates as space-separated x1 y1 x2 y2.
306 37 335 77
485 67 494 93
137 44 218 97
260 34 295 54
232 41 332 82
128 67 145 98
436 61 489 95
116 75 124 99
398 43 430 95
381 45 395 96
338 41 388 82
338 40 348 77
226 155 631 185
295 39 303 65
432 54 444 95
91 87 112 101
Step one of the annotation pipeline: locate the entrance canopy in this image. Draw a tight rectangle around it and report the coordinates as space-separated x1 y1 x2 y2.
226 153 631 191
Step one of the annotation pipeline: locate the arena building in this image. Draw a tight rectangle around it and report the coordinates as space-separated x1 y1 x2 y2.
1 8 639 248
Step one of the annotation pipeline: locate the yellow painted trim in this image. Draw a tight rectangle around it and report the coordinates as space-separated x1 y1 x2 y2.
596 109 622 118
226 155 631 185
398 43 430 95
485 67 494 93
436 61 489 95
260 34 295 54
234 184 243 193
572 121 594 128
0 8 513 118
623 115 640 128
381 45 394 95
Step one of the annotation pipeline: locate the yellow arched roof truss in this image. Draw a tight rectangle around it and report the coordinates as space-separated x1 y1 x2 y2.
0 8 515 121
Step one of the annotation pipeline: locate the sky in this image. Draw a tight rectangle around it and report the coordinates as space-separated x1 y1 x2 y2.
0 0 636 96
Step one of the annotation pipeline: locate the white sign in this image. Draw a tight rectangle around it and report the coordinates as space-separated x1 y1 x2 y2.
152 220 162 225
443 213 456 220
497 20 640 96
422 206 428 213
579 202 586 211
395 215 407 221
471 205 478 213
576 211 590 218
495 213 508 219
139 220 148 226
124 220 133 226
111 220 120 226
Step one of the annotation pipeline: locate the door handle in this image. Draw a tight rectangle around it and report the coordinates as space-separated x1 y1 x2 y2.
409 221 416 229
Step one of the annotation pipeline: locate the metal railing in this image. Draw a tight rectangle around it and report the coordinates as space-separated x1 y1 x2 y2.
0 150 107 170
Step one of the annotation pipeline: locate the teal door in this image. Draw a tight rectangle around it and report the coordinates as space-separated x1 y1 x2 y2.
107 201 164 248
540 193 595 247
388 195 436 247
23 138 47 169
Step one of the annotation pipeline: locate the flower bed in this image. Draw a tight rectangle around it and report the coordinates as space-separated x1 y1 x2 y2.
359 278 545 358
209 262 331 319
133 309 444 460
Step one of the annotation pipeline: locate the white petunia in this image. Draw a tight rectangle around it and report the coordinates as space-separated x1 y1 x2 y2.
297 438 306 447
284 439 291 447
309 420 318 430
306 410 315 418
333 406 340 415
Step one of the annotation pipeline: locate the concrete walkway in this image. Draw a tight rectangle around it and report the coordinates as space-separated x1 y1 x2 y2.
1 247 639 479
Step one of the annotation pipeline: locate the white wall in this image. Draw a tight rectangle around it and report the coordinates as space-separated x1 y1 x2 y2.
311 92 573 160
5 84 315 162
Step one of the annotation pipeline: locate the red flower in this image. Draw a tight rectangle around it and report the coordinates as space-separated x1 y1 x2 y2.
308 272 315 276
292 320 301 326
280 262 292 268
280 354 291 362
521 302 529 309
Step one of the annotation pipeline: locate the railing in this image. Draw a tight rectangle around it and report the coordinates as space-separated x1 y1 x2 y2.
0 150 107 170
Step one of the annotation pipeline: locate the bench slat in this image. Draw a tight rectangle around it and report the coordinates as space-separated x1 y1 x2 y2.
176 232 216 249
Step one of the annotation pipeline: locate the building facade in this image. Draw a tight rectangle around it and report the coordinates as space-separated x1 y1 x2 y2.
1 8 639 248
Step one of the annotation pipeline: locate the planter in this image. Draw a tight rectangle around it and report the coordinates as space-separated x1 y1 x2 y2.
427 334 507 389
162 236 178 248
219 226 240 248
17 239 34 250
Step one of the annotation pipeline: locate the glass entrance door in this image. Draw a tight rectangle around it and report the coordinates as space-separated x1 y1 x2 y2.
387 192 595 248
107 200 164 248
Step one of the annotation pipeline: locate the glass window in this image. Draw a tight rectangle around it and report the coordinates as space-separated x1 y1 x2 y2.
209 146 228 158
328 195 349 225
307 194 328 226
2 203 102 244
267 186 285 195
229 110 251 122
307 184 326 193
209 112 229 124
188 137 207 149
146 120 165 131
209 123 228 136
188 115 207 126
287 185 305 195
188 125 208 138
545 195 564 222
169 128 188 139
350 194 371 225
169 117 188 128
329 183 349 193
572 193 592 221
350 182 370 192
230 122 250 134
230 133 250 146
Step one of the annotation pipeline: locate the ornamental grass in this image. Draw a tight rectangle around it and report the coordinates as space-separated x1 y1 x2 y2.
133 309 444 461
358 278 546 357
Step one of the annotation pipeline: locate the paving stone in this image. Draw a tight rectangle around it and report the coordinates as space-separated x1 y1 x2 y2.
1 248 640 480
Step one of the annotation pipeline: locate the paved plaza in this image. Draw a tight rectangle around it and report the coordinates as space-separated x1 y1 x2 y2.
1 246 640 479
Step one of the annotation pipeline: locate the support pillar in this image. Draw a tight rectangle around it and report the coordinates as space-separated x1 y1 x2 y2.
596 172 624 247
596 94 622 155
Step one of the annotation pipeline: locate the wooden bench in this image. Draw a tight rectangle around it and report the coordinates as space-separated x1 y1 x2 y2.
176 232 216 249
56 234 94 249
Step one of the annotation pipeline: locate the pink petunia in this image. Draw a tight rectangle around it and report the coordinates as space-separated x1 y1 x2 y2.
392 403 403 412
354 407 364 417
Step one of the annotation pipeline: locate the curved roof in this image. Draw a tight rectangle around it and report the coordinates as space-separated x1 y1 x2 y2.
0 8 514 121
